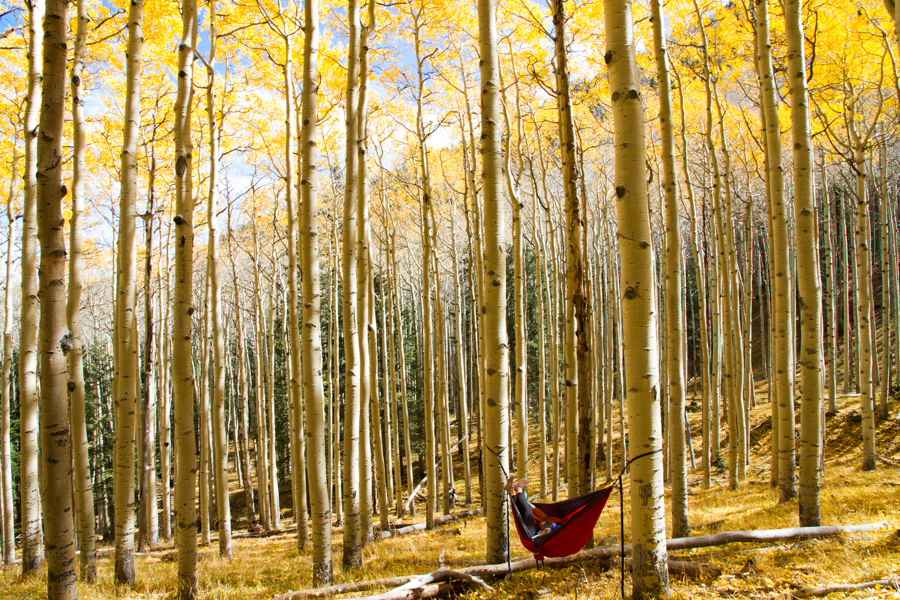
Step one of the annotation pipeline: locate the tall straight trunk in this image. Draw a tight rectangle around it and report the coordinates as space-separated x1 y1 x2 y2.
385 253 404 513
451 200 472 504
785 0 823 525
391 238 415 511
173 0 199 593
37 2 77 595
412 8 437 529
432 253 452 515
532 193 549 497
266 271 280 528
1 148 17 566
551 0 581 491
850 132 877 472
19 0 44 574
331 223 343 526
198 281 212 545
821 157 838 415
652 0 687 538
502 82 528 482
477 0 511 563
878 139 891 421
755 0 795 501
138 174 158 553
283 29 307 553
228 206 255 526
368 270 390 528
675 71 712 489
68 0 96 577
204 10 232 554
604 0 669 596
341 0 363 568
159 217 173 540
357 0 377 542
114 0 145 580
252 219 271 530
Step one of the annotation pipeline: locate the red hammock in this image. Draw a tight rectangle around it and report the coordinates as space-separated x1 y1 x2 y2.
510 486 615 561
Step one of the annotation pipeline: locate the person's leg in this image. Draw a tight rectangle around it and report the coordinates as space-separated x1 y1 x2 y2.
510 492 539 538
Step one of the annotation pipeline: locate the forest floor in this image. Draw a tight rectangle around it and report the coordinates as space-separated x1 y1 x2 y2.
2 391 899 599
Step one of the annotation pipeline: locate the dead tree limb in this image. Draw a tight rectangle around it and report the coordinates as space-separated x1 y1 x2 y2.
793 579 899 598
380 509 483 539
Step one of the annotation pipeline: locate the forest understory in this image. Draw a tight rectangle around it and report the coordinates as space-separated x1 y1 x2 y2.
1 392 897 600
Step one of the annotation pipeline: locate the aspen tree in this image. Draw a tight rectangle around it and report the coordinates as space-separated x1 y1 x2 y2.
252 215 271 530
299 0 331 580
159 217 173 540
411 1 437 529
200 2 233 554
66 0 96 576
37 0 78 594
675 65 712 490
502 74 528 482
845 86 880 472
265 268 280 529
228 204 256 526
19 0 44 574
755 0 795 500
113 0 145 579
385 243 404 513
551 0 583 492
651 0 688 538
1 148 16 566
432 252 452 516
356 0 379 540
604 0 669 595
138 153 158 553
198 281 212 546
450 197 472 504
173 0 200 591
342 0 363 568
478 0 511 563
877 139 891 422
390 235 415 509
784 0 823 525
821 155 838 415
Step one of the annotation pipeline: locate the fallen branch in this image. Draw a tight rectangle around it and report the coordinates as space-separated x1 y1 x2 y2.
354 568 492 600
379 509 482 539
793 579 899 598
274 521 890 600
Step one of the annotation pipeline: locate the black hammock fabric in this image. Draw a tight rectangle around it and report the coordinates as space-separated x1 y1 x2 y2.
509 486 615 561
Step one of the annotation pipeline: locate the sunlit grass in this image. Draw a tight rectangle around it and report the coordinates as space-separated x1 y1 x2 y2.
1 393 897 599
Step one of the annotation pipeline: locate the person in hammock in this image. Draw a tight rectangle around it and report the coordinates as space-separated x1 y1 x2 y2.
505 476 556 539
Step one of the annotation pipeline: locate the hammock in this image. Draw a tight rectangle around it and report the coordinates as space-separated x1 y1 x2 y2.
509 485 615 561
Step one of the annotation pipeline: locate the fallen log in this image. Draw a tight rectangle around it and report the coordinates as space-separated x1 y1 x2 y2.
353 568 492 600
273 521 890 600
793 579 899 598
379 509 482 539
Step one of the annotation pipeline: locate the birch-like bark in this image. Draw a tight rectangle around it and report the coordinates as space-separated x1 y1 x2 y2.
1 148 17 566
37 0 77 595
342 0 363 568
19 0 44 574
67 0 97 577
604 0 669 595
412 5 437 529
785 0 823 525
755 0 795 501
299 0 331 580
652 0 687 538
204 6 232 554
114 0 145 580
478 0 510 563
173 0 199 592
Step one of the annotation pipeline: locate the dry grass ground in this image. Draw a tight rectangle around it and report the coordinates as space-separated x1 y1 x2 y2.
1 392 898 599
